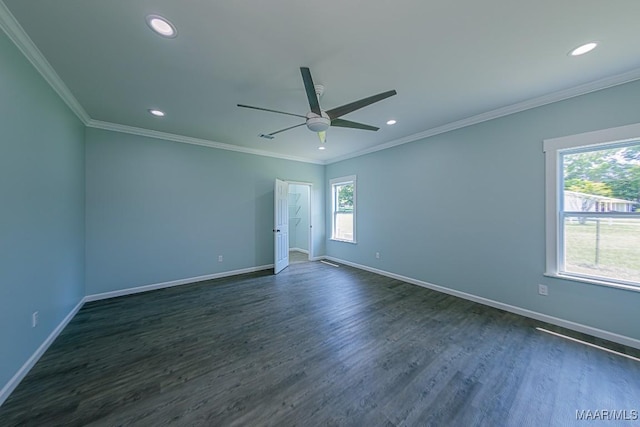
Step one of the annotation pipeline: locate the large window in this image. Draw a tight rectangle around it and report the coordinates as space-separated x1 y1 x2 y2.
330 175 356 243
544 123 640 290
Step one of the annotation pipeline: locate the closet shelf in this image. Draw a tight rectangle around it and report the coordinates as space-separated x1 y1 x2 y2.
289 205 301 215
288 193 301 203
289 218 301 226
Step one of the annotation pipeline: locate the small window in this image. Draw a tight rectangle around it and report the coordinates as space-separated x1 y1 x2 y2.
544 123 640 290
330 175 356 243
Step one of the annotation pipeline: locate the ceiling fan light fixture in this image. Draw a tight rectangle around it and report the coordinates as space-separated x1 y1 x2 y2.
306 112 330 132
146 14 177 38
569 42 597 56
238 67 397 143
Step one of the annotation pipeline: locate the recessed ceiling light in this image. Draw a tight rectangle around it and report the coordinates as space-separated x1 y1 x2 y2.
318 146 326 150
386 119 397 125
148 109 165 117
569 42 597 56
146 15 177 38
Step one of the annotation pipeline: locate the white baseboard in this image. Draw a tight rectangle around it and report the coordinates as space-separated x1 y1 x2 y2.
289 248 309 254
85 264 274 302
5 257 636 410
1 264 275 407
324 256 640 350
0 298 85 407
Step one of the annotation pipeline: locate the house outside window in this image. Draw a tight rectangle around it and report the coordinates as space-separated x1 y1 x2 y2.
544 123 640 290
330 175 356 243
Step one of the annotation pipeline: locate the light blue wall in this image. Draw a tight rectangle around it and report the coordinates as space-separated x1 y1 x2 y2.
85 128 325 295
326 79 640 341
288 184 310 251
3 6 640 402
0 31 85 390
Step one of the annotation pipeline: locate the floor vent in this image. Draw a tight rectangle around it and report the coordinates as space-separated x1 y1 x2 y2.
536 327 640 362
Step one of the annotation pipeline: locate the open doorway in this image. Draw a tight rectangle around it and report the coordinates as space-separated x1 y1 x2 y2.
287 182 312 264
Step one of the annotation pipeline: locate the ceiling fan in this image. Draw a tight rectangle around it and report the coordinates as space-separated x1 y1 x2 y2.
238 67 397 143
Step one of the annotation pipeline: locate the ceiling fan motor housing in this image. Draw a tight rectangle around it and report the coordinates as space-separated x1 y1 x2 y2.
238 67 396 139
306 111 330 132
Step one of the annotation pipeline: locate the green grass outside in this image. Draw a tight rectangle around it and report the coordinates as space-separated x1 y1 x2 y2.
564 218 640 283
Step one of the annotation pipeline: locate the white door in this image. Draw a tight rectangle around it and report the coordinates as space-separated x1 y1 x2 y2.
274 179 289 274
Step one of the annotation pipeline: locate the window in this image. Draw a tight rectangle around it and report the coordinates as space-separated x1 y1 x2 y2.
330 175 356 243
544 123 640 290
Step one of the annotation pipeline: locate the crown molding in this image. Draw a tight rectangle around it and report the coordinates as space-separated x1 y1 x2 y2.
0 2 322 165
3 0 640 166
86 119 325 165
0 1 90 124
326 68 640 164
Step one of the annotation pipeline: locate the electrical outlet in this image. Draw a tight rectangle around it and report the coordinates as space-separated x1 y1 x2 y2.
218 255 223 262
375 252 380 259
538 284 549 296
32 311 38 328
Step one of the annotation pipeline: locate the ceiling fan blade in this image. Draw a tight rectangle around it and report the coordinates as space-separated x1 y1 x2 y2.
268 122 306 136
300 67 322 115
331 118 379 131
326 90 397 119
237 104 306 118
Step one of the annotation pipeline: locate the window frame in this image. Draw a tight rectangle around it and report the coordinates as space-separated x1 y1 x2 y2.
543 122 640 292
330 175 357 244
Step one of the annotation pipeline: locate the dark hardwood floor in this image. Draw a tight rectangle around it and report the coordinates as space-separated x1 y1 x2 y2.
1 261 640 426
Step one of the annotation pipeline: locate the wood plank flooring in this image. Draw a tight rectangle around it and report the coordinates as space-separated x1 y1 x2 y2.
1 261 640 426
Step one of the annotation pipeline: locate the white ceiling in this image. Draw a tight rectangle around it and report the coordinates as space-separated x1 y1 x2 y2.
2 0 640 164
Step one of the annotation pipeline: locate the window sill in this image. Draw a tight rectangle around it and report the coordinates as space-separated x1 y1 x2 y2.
544 272 640 293
330 238 357 244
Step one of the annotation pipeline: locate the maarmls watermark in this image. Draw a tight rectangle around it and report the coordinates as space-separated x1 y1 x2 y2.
576 409 638 421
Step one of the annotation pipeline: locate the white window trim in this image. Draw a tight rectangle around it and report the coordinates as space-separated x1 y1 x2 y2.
543 122 640 292
330 175 357 244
